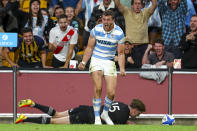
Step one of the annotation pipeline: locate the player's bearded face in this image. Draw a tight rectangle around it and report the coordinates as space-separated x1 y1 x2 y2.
102 15 114 32
23 32 33 45
58 18 68 31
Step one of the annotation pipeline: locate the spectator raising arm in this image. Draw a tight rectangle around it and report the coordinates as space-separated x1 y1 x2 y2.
142 44 152 65
157 0 168 13
148 0 157 14
75 0 83 16
114 0 125 13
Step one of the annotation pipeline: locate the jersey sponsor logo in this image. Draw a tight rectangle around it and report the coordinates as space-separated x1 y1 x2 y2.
97 40 113 45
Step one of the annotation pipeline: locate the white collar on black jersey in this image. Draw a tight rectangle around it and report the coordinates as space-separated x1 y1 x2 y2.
98 1 115 11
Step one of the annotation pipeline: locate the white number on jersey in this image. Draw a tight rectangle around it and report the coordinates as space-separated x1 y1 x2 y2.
109 102 120 112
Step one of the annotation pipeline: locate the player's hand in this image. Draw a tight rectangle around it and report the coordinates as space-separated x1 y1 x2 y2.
120 69 126 77
78 62 85 70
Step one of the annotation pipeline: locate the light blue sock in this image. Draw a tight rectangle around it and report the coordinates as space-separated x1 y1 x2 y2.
93 98 101 118
103 96 112 112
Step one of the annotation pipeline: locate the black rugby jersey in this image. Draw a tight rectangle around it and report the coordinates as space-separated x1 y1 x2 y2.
107 101 130 124
73 101 130 124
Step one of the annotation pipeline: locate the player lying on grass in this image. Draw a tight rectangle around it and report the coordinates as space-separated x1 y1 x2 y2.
15 98 146 125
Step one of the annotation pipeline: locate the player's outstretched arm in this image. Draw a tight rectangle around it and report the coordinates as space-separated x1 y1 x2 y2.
78 35 96 70
117 44 126 76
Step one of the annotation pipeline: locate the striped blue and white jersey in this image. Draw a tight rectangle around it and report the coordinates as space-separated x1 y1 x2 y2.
90 24 125 60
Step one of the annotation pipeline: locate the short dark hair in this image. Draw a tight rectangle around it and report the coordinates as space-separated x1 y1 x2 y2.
130 99 146 112
57 14 68 22
22 27 32 34
154 38 164 45
54 6 64 13
53 6 64 17
131 0 144 5
191 15 197 19
102 10 115 19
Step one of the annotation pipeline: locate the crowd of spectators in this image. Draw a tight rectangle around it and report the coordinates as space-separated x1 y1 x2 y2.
0 0 197 69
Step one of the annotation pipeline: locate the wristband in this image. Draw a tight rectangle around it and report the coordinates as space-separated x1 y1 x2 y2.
81 61 86 66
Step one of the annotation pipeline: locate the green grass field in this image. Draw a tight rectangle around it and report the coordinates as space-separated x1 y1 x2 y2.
0 124 197 131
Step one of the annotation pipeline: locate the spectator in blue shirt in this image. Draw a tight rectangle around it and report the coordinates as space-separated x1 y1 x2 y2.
158 0 187 58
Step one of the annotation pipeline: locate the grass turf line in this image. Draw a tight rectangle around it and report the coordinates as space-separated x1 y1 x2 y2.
0 124 197 131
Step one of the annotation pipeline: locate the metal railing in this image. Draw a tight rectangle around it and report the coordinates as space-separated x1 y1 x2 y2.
1 67 197 123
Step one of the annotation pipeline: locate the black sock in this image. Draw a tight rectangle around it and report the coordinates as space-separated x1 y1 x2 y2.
33 103 56 116
24 117 51 124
